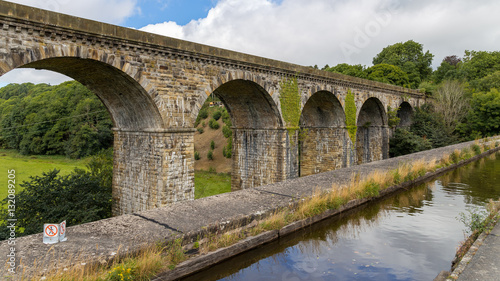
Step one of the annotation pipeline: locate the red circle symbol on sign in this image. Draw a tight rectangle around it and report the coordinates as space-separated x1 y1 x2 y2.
45 225 58 237
60 222 66 235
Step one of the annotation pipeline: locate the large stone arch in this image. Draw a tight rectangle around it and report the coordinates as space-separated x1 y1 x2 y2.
0 47 194 215
356 97 389 164
397 101 414 128
1 46 164 130
198 78 287 190
299 91 348 176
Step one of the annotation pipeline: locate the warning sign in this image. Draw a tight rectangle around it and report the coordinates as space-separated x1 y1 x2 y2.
59 220 67 242
43 224 59 244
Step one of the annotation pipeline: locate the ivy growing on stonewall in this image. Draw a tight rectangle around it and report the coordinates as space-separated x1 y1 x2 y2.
345 89 357 146
279 75 301 138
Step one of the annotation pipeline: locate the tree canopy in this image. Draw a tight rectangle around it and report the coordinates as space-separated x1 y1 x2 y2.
372 40 434 88
0 81 113 158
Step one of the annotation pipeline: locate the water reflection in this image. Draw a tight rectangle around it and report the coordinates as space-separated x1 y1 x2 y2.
183 152 500 281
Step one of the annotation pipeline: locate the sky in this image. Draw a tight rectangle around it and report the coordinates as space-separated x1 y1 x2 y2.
1 0 500 87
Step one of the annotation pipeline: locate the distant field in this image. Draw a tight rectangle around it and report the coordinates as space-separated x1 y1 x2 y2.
0 149 89 200
1 149 231 201
194 170 231 199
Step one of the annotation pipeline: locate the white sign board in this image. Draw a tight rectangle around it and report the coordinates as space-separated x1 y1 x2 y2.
59 220 67 242
43 224 59 244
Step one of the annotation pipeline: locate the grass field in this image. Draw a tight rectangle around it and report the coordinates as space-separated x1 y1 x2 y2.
194 170 231 199
0 149 89 200
1 149 231 201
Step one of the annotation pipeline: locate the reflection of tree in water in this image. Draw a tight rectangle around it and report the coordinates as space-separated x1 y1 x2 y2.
438 152 500 205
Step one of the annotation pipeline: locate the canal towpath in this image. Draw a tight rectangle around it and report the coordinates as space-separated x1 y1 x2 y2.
449 211 500 280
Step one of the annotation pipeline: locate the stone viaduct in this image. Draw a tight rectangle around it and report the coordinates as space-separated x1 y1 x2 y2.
0 1 425 215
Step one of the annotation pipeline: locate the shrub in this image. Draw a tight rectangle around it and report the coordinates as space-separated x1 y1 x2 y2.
207 150 214 160
222 110 232 127
210 140 215 150
222 125 232 138
450 150 460 164
472 144 482 155
197 127 204 134
194 151 200 160
209 118 220 130
0 150 113 239
198 109 209 120
212 110 222 121
389 128 432 157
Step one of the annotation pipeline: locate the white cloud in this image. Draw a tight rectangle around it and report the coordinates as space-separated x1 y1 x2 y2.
140 0 500 68
5 0 138 24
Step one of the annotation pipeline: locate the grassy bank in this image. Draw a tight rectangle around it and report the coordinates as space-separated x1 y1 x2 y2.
0 149 89 199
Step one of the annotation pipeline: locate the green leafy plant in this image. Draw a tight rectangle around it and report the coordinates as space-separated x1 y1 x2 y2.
208 118 219 130
207 150 214 160
107 265 134 281
279 75 301 137
210 140 215 150
212 110 222 121
194 151 200 160
345 89 357 146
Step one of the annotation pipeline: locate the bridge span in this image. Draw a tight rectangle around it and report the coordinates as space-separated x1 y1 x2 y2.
0 1 425 215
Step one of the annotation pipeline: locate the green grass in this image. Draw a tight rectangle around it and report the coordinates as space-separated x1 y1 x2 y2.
194 170 231 199
0 149 89 200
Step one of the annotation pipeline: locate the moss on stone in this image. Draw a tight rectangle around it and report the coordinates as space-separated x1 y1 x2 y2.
345 89 357 145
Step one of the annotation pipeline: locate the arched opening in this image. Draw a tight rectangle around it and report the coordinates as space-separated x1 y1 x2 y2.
397 101 414 128
299 91 347 176
18 57 164 130
356 97 388 164
193 79 284 192
1 56 170 215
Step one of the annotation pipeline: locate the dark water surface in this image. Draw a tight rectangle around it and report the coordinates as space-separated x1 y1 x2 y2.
183 153 500 281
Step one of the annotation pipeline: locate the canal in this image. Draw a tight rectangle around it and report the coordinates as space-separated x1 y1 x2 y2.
182 152 500 281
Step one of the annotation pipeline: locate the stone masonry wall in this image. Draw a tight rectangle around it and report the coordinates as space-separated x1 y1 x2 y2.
113 130 194 215
300 127 349 176
232 128 292 190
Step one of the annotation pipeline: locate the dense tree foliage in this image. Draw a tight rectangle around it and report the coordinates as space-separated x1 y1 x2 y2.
0 149 113 239
0 81 113 158
325 63 367 79
389 128 432 157
372 40 434 88
365 64 410 88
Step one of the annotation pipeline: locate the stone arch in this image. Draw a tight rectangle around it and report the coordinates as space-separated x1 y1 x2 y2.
397 101 414 128
1 46 164 130
196 78 285 190
211 79 283 129
356 97 389 164
299 91 348 175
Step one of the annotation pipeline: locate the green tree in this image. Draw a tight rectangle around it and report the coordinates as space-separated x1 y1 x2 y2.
0 81 113 158
372 40 434 88
365 64 410 88
460 50 500 87
433 55 463 84
389 128 432 157
0 150 113 239
458 89 500 138
325 63 367 79
476 71 500 92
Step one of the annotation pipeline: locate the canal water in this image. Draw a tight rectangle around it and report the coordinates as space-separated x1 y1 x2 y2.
183 152 500 281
